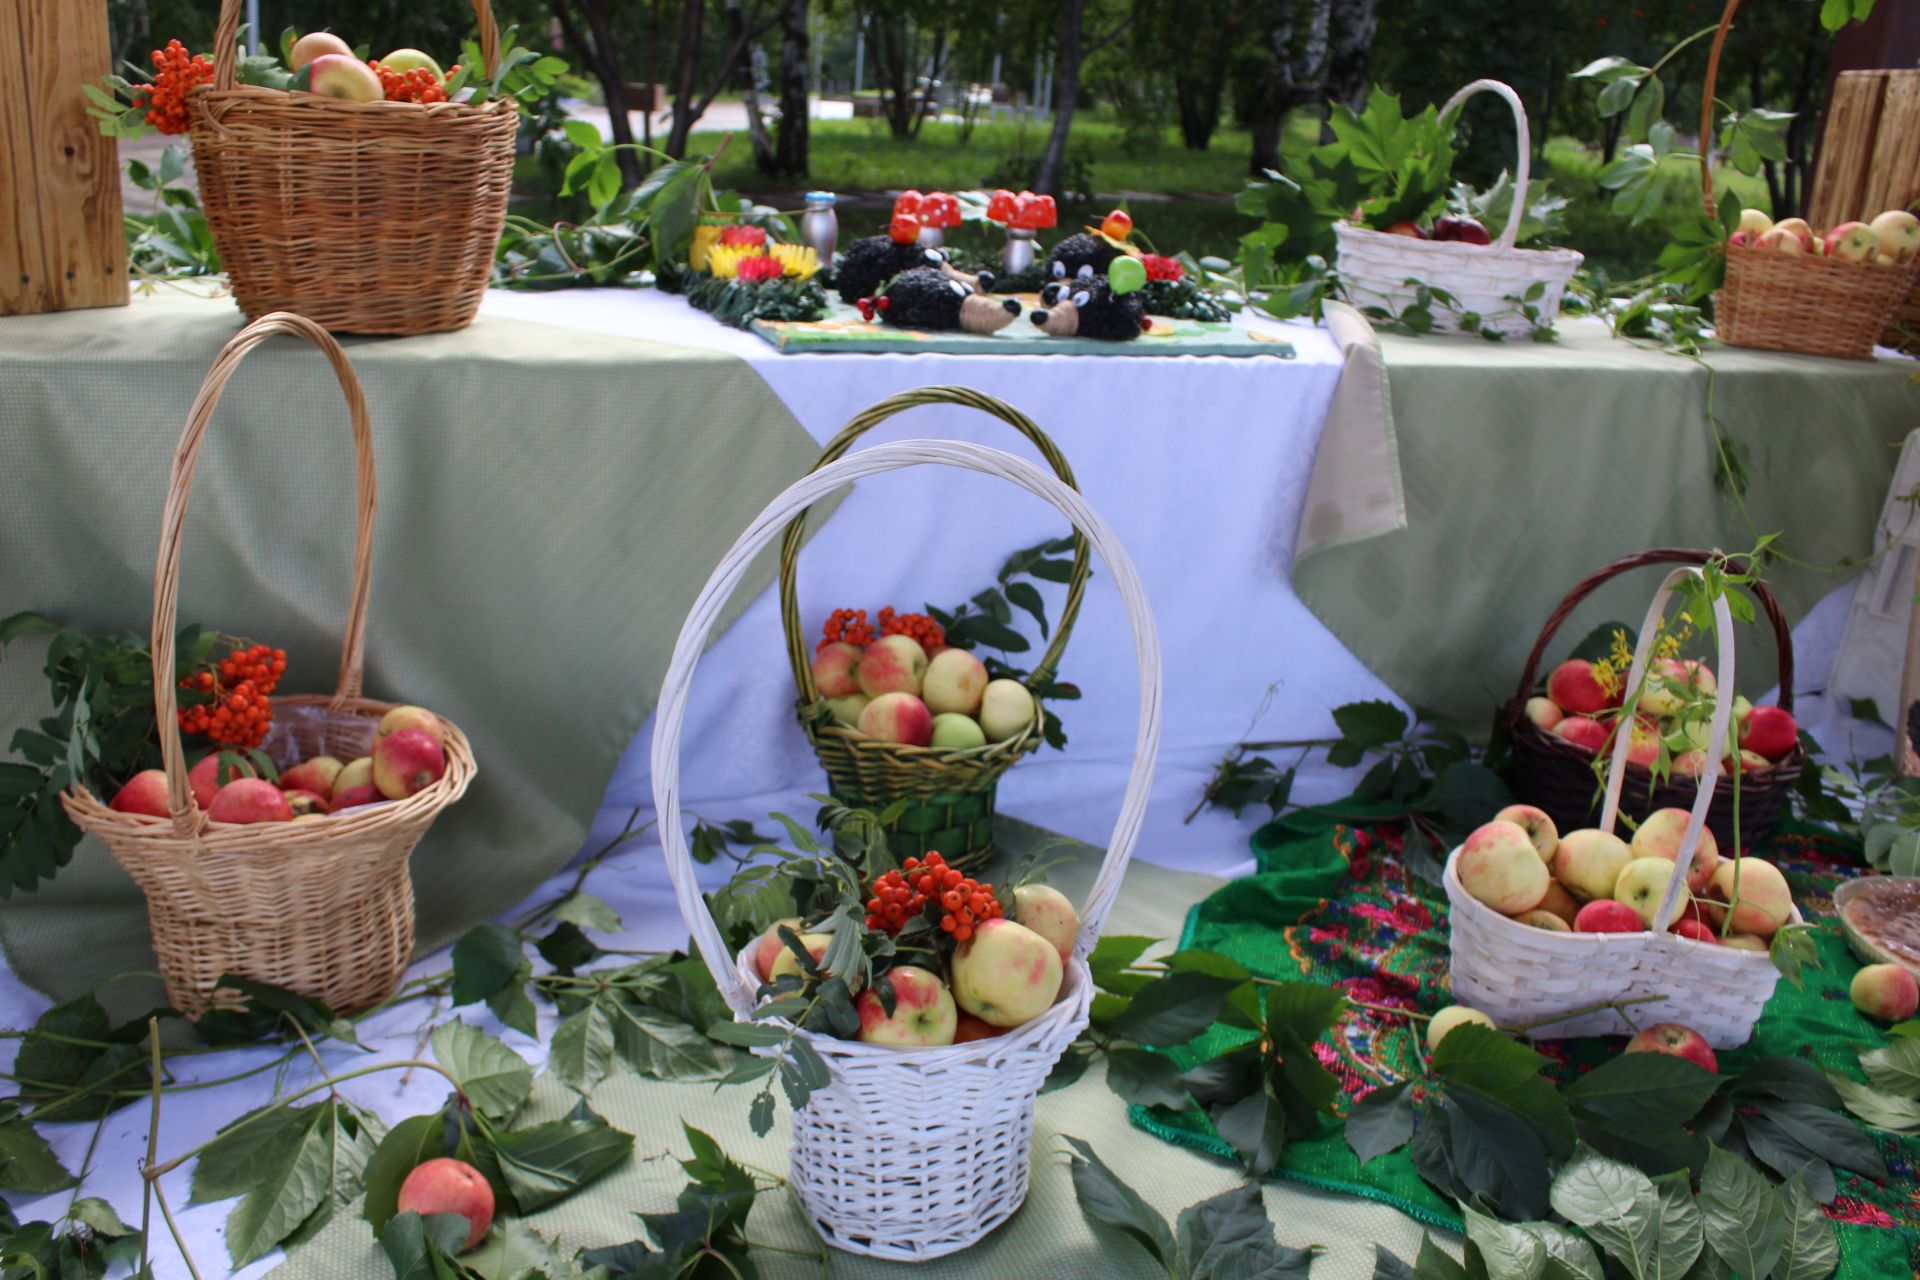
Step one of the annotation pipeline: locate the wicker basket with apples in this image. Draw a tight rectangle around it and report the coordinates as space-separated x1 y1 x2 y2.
1505 548 1804 847
656 437 1159 1261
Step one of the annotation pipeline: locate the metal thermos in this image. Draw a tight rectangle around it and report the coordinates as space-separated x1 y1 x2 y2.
802 192 839 264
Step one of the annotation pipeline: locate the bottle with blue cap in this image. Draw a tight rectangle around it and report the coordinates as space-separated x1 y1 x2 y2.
802 192 838 265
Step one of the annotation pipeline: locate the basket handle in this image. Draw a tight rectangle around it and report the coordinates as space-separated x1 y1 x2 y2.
1510 547 1794 712
658 440 1161 1018
212 0 503 90
1698 0 1743 219
1593 568 1735 932
1439 79 1532 251
778 387 1092 707
152 313 378 832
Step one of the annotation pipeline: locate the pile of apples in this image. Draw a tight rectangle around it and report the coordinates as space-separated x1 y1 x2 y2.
1457 803 1794 947
1380 214 1492 245
1731 207 1920 265
1428 1002 1724 1073
109 705 449 825
286 30 452 104
812 636 1036 750
746 875 1081 1047
1527 656 1799 778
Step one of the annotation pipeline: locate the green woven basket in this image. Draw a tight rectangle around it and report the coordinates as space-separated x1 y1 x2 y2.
778 386 1089 870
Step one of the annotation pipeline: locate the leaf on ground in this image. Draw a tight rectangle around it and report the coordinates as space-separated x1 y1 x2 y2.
549 1001 618 1092
1461 1202 1545 1280
217 1106 332 1266
1105 1048 1194 1111
1564 1051 1720 1130
1446 1089 1551 1223
1110 971 1243 1045
451 923 527 1006
1775 1171 1840 1280
489 1104 634 1213
1345 1081 1416 1165
552 892 622 934
0 1106 75 1193
1175 1182 1315 1279
1859 1038 1920 1096
1549 1144 1659 1278
609 1002 727 1081
1699 1142 1783 1280
1061 1135 1176 1268
432 1021 534 1121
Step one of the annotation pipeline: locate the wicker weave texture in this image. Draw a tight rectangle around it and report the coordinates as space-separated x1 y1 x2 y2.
187 0 517 335
1334 80 1583 336
1452 568 1789 1049
60 314 475 1015
655 438 1161 1260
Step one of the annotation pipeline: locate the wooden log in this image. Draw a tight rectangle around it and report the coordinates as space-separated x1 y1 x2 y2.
1809 71 1886 227
0 0 127 316
1865 73 1920 219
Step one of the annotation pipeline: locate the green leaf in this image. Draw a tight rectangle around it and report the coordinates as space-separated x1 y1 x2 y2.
1334 700 1410 750
1105 1048 1194 1110
1651 1169 1704 1277
1214 1089 1289 1177
489 1104 634 1212
1776 1171 1840 1280
217 1106 332 1266
1551 1145 1659 1279
707 1020 787 1048
188 1103 317 1203
1421 762 1513 832
1414 1232 1470 1280
1061 1135 1176 1268
450 924 526 1006
1462 1202 1545 1280
0 613 58 653
1088 934 1158 994
552 891 622 933
1699 1143 1784 1280
0 1107 75 1193
1175 1182 1315 1278
1110 972 1243 1045
1858 1037 1920 1095
1345 1081 1416 1164
360 1112 450 1231
561 119 601 149
1430 1023 1550 1095
1741 1099 1888 1185
1730 1057 1842 1108
1826 1071 1920 1133
431 1022 533 1121
609 1003 727 1080
1513 1223 1604 1280
1447 1089 1551 1222
1820 0 1852 30
13 994 109 1095
548 1001 618 1092
380 1211 472 1280
1565 1052 1720 1130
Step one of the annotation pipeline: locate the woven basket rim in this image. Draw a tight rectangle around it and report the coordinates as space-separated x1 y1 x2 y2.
189 82 519 121
1334 220 1586 267
807 715 1043 764
1501 710 1807 792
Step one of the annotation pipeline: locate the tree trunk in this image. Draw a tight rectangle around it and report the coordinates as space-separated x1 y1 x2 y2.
553 0 643 189
773 0 810 175
668 0 779 158
1033 0 1085 194
910 21 948 139
1241 0 1333 176
737 4 776 171
666 0 707 158
1323 0 1376 114
868 6 916 140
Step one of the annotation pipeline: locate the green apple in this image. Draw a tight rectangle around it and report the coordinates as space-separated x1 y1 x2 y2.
930 712 986 749
1426 1005 1496 1052
1612 857 1687 929
380 48 445 82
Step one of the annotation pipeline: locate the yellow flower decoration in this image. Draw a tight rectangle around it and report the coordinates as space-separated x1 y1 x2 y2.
769 242 820 280
706 244 767 280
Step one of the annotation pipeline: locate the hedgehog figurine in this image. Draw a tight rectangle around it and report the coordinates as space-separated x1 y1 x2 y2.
1029 275 1149 341
837 212 995 305
1044 231 1124 286
860 266 1022 335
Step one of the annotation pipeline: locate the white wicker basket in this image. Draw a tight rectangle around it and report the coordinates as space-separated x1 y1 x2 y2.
652 435 1162 1262
1445 566 1799 1048
1334 79 1584 337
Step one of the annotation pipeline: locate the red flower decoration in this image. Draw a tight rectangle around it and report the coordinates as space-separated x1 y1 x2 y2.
718 225 768 247
736 255 784 282
1142 254 1184 282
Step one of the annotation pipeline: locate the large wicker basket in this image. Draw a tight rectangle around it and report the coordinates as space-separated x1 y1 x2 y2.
1702 0 1920 360
777 388 1090 871
1334 79 1584 337
62 314 476 1015
1454 566 1797 1048
1504 548 1804 848
656 438 1159 1261
187 0 518 335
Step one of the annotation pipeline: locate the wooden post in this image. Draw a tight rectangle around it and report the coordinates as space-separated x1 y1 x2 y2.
0 0 128 316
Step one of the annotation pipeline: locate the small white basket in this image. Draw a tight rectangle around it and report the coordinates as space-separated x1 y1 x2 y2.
1444 566 1799 1048
1334 79 1584 337
652 433 1162 1262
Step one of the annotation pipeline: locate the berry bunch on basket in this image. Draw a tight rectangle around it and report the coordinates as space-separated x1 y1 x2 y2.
747 854 1081 1047
813 608 1036 749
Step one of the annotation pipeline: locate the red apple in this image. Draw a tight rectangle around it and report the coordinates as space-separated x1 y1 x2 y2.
110 769 171 818
1739 706 1798 761
396 1158 494 1252
1850 963 1920 1022
307 53 383 103
1671 918 1718 944
207 778 293 824
951 919 1063 1028
1458 820 1551 914
1431 215 1491 245
1100 209 1134 241
279 756 342 801
375 706 444 746
288 31 353 71
1625 1022 1718 1073
857 692 933 746
751 918 806 983
1552 716 1612 754
856 965 958 1046
283 789 330 817
331 783 383 811
372 728 446 800
856 634 927 698
1547 659 1615 715
1574 899 1644 933
1870 210 1920 262
954 1013 1003 1042
1824 221 1880 262
188 753 257 809
810 642 863 699
1383 220 1426 238
1756 226 1806 255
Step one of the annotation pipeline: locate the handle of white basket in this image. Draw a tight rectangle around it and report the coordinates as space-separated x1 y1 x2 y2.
1439 79 1531 252
1594 567 1735 934
652 439 1162 1018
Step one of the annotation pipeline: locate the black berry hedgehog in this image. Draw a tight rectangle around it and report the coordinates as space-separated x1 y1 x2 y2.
1044 232 1124 285
862 267 1022 335
836 236 994 306
1029 276 1148 342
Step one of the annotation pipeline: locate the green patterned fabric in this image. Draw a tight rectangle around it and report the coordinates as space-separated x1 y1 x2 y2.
1131 814 1920 1278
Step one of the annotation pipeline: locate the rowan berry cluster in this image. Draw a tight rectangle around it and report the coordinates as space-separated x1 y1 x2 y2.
864 853 1002 942
132 41 214 135
877 607 945 655
371 61 459 104
819 608 876 650
176 643 287 749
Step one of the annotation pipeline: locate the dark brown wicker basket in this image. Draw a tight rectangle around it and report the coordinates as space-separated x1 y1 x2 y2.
1503 548 1805 848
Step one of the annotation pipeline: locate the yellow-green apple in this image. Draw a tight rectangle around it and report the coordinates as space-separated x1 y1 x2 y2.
336 756 374 793
379 48 444 81
1703 858 1792 938
1538 881 1581 926
1669 712 1725 758
1624 722 1662 768
1640 657 1715 717
1825 221 1880 262
397 1158 494 1251
951 918 1063 1027
856 965 957 1046
1547 659 1614 715
1630 807 1719 893
1553 716 1612 754
1737 208 1774 236
751 918 805 983
289 31 353 70
1672 918 1718 944
1574 899 1644 933
1515 909 1570 932
189 753 257 809
207 778 293 824
279 755 342 800
307 53 383 102
1850 963 1920 1021
856 634 927 698
1625 1023 1718 1073
1757 226 1807 254
373 728 446 800
1426 1005 1496 1051
1493 804 1558 864
1012 884 1079 960
953 1013 1002 1042
377 705 444 745
1524 696 1563 731
810 642 863 698
978 679 1036 743
930 712 986 749
858 692 933 746
332 784 383 811
1723 748 1771 774
1551 829 1632 902
1871 209 1920 261
1612 857 1688 929
922 648 988 716
1457 821 1551 914
1731 694 1754 725
1773 217 1816 249
1719 933 1768 952
1671 750 1711 779
110 769 170 817
1740 706 1798 761
283 789 329 817
1879 252 1898 266
825 694 869 728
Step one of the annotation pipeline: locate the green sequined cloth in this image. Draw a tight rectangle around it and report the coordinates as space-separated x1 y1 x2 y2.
1130 812 1920 1277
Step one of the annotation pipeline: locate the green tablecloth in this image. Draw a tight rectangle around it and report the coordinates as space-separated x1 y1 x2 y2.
0 291 831 1004
1295 309 1920 720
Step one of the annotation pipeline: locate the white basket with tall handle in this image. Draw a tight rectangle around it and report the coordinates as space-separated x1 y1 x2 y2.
1334 79 1584 337
1444 566 1800 1048
652 435 1161 1262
